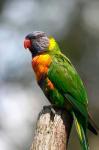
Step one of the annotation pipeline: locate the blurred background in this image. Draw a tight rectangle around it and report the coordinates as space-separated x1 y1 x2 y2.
0 0 99 149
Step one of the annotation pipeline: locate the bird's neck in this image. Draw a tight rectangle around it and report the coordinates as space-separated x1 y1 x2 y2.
48 37 61 53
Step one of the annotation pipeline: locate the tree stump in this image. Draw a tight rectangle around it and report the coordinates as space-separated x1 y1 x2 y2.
30 106 73 150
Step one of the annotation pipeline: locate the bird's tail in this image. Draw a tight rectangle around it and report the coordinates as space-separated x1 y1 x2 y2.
88 112 98 135
72 111 89 150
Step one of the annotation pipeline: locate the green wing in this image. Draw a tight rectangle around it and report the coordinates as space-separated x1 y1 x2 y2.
48 53 88 118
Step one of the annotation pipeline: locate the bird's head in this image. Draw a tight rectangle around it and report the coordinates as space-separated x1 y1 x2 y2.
24 31 60 57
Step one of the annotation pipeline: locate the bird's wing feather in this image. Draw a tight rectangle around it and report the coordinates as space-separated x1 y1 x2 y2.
48 53 88 118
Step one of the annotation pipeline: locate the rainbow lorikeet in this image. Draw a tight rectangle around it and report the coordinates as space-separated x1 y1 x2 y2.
24 31 98 150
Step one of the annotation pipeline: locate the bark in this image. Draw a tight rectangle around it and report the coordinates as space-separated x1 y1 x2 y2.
30 106 73 150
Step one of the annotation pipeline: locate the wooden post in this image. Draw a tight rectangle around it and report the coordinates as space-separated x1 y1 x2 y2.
30 106 73 150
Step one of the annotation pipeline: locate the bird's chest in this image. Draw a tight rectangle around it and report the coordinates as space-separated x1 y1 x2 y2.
32 54 52 81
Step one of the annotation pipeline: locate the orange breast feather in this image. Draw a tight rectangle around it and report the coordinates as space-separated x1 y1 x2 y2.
32 54 52 81
47 78 54 90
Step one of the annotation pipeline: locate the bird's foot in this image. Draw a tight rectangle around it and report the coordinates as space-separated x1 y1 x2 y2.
43 105 56 114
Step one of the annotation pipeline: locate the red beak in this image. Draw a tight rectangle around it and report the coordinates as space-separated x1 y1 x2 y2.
24 39 31 49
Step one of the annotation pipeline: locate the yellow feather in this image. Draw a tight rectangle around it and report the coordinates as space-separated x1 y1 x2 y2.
75 117 82 141
49 37 56 50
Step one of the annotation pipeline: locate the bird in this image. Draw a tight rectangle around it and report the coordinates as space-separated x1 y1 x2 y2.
24 31 98 150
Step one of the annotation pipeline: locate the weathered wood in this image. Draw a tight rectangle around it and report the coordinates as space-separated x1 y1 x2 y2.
30 106 73 150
